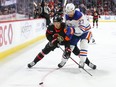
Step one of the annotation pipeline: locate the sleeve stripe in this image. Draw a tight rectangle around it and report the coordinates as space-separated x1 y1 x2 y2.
47 30 53 34
79 24 91 31
86 32 92 41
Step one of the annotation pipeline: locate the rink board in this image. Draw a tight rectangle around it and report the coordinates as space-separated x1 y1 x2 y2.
0 35 45 60
0 18 46 60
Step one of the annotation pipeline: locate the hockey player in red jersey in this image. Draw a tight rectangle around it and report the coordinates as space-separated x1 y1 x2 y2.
27 15 74 68
92 8 100 28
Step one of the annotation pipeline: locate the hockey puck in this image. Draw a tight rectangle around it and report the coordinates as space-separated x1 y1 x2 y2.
39 82 43 85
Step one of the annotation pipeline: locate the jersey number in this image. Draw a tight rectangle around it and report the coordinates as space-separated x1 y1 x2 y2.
79 19 84 25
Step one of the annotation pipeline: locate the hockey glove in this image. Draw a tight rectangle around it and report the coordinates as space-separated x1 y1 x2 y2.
53 34 64 43
63 47 71 59
49 38 59 47
57 35 64 43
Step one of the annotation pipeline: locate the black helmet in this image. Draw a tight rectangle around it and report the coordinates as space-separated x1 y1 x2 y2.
53 15 63 22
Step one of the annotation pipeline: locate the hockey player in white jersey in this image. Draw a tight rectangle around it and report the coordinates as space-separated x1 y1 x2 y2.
58 3 96 69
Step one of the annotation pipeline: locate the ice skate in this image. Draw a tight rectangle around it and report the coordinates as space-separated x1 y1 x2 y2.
58 61 66 68
85 58 97 70
58 57 69 68
89 38 96 44
88 62 96 70
27 61 36 68
92 38 96 44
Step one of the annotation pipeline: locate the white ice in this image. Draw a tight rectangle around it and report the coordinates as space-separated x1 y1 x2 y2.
0 22 116 87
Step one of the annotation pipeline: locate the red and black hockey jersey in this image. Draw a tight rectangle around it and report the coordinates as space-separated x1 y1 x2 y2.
46 22 74 48
92 11 100 19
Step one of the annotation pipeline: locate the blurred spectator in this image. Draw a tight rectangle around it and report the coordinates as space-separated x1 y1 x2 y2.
54 4 63 16
48 0 54 10
0 0 115 21
41 0 51 26
79 4 87 14
44 2 51 14
33 2 42 19
0 10 2 15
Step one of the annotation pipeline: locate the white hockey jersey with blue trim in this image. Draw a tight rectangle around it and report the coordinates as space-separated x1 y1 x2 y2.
65 10 91 36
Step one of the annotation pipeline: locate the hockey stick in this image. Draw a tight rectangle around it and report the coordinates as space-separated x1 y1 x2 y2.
58 46 92 76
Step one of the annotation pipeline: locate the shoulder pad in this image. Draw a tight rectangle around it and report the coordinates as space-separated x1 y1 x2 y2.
75 10 82 20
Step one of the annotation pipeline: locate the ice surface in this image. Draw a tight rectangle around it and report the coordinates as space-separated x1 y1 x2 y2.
0 22 116 87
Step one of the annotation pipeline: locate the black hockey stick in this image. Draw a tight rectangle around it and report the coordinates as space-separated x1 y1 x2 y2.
58 46 93 76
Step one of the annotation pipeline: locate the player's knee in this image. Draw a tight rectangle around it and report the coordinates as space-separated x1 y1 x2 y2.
80 39 88 50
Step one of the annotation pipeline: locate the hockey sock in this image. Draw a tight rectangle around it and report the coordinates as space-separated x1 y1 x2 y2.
34 51 45 63
96 23 98 27
93 23 94 27
85 58 90 65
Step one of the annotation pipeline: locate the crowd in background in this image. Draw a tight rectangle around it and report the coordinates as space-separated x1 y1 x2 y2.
0 0 116 19
0 4 16 15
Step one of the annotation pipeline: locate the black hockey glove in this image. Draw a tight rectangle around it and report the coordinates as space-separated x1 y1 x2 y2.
64 47 71 59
